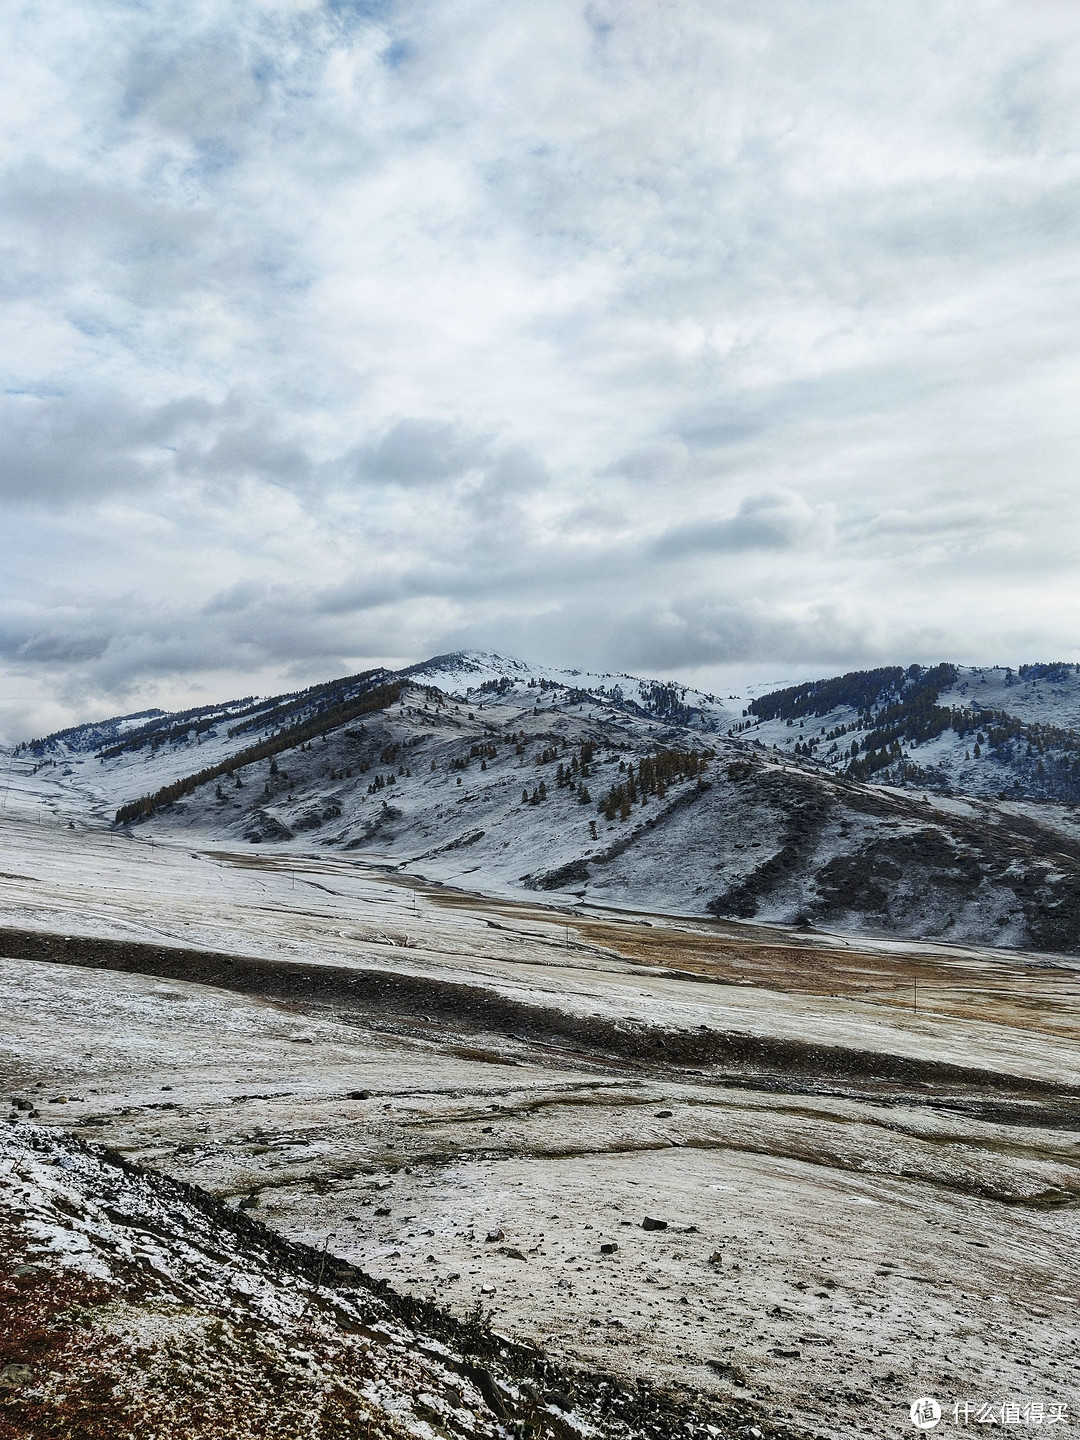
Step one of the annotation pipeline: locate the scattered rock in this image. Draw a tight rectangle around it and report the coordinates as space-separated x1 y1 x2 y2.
535 859 590 891
346 1090 371 1100
485 1229 505 1243
243 810 294 843
654 1110 673 1118
705 1358 738 1378
708 1251 723 1265
374 1207 391 1217
413 1394 444 1423
600 1242 618 1255
641 1217 668 1231
501 1247 527 1261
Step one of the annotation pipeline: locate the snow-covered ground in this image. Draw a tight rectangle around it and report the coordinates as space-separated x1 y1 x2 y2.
2 820 1079 1439
3 1119 707 1440
6 653 1080 1437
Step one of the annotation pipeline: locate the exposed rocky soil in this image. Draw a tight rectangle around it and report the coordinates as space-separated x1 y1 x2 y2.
2 1124 765 1440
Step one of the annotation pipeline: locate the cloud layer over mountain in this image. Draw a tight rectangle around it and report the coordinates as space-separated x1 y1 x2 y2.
4 0 1080 736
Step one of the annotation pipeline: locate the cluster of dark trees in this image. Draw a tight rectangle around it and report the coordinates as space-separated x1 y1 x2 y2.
1017 663 1080 683
767 661 1080 799
521 777 591 805
583 679 699 726
751 664 958 724
845 691 1080 793
97 670 393 760
635 680 696 725
520 740 597 805
367 771 400 793
555 761 589 790
447 740 500 773
597 748 710 821
113 682 402 826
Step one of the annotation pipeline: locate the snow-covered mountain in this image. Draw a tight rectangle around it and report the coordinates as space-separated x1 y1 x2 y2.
401 649 733 729
12 651 1080 953
743 661 1080 803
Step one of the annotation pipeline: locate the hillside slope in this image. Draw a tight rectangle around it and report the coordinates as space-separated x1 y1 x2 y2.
746 662 1080 802
11 650 1080 953
1 1122 746 1440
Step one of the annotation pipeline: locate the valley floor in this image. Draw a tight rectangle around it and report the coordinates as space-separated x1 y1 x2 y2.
1 815 1079 1438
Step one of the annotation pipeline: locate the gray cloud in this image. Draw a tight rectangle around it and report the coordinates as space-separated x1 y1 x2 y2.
0 389 314 505
351 419 492 486
602 441 689 483
0 391 171 504
122 31 264 147
652 492 830 558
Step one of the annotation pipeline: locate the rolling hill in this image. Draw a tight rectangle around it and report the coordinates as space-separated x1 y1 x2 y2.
12 650 1080 953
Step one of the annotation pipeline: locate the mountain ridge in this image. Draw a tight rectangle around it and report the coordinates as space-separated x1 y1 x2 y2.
11 649 1080 954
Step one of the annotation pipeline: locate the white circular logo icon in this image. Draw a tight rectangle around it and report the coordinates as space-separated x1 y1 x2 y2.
910 1398 942 1430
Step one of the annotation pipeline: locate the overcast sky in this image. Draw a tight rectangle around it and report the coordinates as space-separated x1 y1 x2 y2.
4 0 1080 738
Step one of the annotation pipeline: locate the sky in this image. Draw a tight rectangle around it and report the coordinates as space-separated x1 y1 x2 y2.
4 0 1080 739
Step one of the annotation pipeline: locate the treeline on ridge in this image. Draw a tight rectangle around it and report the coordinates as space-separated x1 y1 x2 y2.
113 682 403 826
99 670 392 759
224 669 393 739
750 664 957 724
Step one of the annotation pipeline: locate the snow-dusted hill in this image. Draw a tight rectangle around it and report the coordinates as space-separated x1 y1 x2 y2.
743 662 1080 803
401 649 734 729
12 651 1080 953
